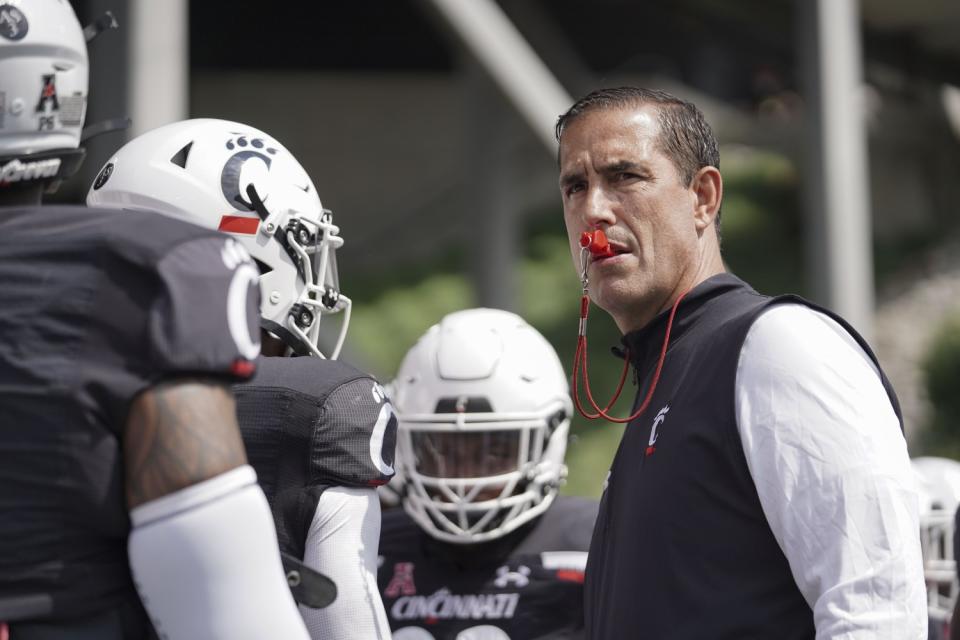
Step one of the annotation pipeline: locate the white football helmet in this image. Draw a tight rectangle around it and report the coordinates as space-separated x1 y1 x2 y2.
913 456 960 625
0 0 88 188
390 308 572 544
86 118 350 358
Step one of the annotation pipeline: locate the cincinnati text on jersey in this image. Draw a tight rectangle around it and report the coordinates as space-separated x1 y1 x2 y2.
0 157 60 184
390 588 520 621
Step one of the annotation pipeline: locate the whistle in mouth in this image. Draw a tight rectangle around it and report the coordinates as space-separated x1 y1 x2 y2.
579 229 614 258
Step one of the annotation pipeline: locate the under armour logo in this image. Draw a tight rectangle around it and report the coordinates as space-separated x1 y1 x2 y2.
646 405 670 457
494 565 530 588
385 562 417 597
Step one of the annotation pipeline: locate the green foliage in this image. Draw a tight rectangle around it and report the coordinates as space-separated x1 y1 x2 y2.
919 314 960 458
349 271 474 380
718 148 804 297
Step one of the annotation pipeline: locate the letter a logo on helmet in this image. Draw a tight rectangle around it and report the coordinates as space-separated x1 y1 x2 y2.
36 74 58 112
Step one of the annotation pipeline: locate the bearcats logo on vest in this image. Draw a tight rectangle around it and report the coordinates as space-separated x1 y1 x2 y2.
646 404 670 457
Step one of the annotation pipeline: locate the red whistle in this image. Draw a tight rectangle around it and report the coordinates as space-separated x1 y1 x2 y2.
580 229 614 258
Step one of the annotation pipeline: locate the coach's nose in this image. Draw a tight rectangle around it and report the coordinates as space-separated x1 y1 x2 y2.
583 184 618 229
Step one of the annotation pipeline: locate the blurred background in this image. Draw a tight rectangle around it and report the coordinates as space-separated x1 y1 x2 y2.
61 0 960 497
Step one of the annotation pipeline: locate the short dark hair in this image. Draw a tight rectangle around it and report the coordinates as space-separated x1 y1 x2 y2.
555 87 722 238
556 87 720 186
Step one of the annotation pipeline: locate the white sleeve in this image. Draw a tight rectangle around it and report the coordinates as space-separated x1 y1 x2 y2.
735 304 927 640
128 465 310 640
299 486 392 640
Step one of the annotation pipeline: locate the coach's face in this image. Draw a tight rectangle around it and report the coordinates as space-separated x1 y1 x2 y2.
559 105 720 333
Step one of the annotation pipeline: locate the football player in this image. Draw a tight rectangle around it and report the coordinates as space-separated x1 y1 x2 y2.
379 308 597 640
912 457 960 640
87 118 397 640
0 2 309 638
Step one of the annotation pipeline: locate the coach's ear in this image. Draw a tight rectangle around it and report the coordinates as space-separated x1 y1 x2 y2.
691 166 722 233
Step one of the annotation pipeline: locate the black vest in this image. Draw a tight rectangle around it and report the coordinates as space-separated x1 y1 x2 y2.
583 274 902 640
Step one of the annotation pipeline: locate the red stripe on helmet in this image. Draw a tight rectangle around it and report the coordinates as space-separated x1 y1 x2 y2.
218 215 260 235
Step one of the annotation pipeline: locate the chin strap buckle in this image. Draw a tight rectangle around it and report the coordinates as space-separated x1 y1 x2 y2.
281 552 337 609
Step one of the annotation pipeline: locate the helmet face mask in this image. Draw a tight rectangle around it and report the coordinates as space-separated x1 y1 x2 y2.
87 118 351 358
391 308 572 545
401 409 567 542
254 200 349 358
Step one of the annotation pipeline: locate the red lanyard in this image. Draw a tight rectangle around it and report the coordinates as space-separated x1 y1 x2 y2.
573 230 689 423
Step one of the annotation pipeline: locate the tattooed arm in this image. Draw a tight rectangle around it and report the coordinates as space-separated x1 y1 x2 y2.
125 379 310 639
124 378 247 508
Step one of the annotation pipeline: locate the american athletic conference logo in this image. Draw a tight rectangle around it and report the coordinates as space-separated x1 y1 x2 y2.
385 562 417 598
645 405 670 457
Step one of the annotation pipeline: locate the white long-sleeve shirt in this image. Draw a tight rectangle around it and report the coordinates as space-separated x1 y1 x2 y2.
736 304 927 639
299 487 392 640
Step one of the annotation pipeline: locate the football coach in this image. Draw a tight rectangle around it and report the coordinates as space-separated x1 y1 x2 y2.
556 87 926 640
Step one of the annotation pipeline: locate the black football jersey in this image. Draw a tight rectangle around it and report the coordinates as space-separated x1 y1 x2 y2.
234 356 397 560
378 496 598 640
0 205 260 622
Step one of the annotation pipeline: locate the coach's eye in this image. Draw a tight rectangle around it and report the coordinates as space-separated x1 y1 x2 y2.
565 182 585 197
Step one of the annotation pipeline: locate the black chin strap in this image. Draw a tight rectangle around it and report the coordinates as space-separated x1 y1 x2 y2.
244 184 272 221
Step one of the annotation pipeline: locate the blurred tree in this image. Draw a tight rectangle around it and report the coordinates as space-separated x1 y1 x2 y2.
920 313 960 458
719 147 804 297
